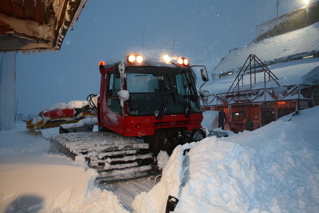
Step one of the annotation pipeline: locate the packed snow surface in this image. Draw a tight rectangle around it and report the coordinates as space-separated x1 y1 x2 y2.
1 106 319 212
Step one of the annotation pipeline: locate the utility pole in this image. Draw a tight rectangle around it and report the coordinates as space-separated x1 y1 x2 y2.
276 0 279 17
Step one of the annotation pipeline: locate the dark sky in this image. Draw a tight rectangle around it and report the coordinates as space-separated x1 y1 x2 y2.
16 0 310 115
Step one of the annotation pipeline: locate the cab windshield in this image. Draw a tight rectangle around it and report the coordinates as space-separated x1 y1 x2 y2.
125 66 201 116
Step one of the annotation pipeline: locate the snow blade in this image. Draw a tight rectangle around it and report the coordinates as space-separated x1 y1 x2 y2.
166 195 179 213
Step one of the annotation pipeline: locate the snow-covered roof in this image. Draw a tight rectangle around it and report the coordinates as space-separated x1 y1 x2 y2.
213 22 319 75
0 0 87 52
204 58 319 95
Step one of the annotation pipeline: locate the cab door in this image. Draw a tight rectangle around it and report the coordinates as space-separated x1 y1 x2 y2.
100 69 123 131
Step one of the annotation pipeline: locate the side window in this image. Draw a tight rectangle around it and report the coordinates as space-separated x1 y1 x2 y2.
107 72 121 97
106 71 123 115
175 74 187 95
107 73 114 96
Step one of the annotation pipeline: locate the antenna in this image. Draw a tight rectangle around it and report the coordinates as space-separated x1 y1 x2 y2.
142 23 145 49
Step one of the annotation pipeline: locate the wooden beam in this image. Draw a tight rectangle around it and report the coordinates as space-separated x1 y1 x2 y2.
0 0 13 14
34 0 45 23
11 0 24 18
23 0 35 20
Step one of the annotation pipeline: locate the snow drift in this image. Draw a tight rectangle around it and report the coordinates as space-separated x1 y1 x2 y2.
0 128 128 213
133 106 319 213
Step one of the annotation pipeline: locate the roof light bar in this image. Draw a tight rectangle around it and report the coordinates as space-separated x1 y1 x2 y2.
177 57 189 66
127 54 144 64
163 55 190 66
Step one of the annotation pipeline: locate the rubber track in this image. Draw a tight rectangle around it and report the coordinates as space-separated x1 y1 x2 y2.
50 132 153 183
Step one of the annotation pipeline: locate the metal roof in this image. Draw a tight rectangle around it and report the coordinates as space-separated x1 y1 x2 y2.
213 22 319 75
0 0 87 52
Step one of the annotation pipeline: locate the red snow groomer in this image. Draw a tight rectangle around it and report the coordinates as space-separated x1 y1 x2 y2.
34 53 209 182
97 53 209 155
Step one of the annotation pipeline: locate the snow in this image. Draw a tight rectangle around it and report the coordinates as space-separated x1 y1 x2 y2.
45 100 89 111
213 22 319 75
0 127 128 213
300 66 319 85
133 106 319 213
1 106 319 212
61 116 98 129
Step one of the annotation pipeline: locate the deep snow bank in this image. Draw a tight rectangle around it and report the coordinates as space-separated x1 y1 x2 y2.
133 106 319 213
0 129 128 213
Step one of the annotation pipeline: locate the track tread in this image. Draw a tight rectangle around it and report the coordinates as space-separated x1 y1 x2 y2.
50 132 153 182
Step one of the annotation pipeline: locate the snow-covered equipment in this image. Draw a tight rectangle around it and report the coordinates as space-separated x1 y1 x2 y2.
26 94 98 131
29 53 209 182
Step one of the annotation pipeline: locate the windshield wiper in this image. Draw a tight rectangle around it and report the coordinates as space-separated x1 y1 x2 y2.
182 71 194 118
156 88 170 119
156 74 177 119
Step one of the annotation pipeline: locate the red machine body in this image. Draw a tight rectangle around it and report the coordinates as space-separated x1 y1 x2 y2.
97 54 206 143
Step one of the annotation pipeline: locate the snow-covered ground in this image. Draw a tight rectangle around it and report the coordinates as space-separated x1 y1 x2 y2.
133 106 319 213
1 106 319 212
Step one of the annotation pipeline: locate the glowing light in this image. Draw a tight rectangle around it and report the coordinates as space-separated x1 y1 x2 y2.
177 57 184 65
128 55 136 63
162 54 190 66
183 58 189 65
127 54 144 63
277 101 287 105
136 55 144 63
304 0 310 5
99 61 105 66
163 54 170 61
177 57 189 66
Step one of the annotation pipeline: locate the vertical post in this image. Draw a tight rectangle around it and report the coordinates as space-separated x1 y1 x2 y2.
0 52 16 131
276 0 279 17
297 85 301 110
264 71 266 102
249 56 252 91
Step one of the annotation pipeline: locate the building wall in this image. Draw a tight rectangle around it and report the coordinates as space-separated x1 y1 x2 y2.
256 1 319 41
207 99 308 133
0 53 16 131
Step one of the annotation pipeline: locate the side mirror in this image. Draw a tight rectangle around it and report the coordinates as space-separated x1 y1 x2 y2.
191 65 209 82
200 68 209 82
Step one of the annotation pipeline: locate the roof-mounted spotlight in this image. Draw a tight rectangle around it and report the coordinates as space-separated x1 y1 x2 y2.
127 54 144 64
177 57 189 66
